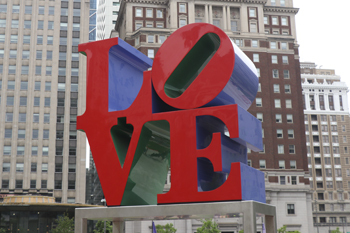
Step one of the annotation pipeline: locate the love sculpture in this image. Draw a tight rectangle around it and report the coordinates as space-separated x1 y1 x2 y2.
78 23 265 206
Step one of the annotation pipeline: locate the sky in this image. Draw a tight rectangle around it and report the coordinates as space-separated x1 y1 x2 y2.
293 0 350 84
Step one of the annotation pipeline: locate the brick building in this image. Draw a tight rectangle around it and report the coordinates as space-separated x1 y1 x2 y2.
114 0 312 231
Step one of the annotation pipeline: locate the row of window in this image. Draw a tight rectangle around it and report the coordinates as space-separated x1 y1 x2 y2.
315 192 347 202
3 144 77 156
253 54 289 64
257 160 296 169
264 15 289 26
135 21 165 29
0 81 78 92
310 180 344 189
249 40 289 50
255 100 293 115
253 144 295 154
0 50 56 60
0 4 55 15
306 114 344 122
309 157 345 166
0 34 53 45
1 179 76 190
316 216 347 224
138 34 167 45
135 8 164 18
307 135 347 144
2 162 76 172
305 124 346 132
308 145 344 154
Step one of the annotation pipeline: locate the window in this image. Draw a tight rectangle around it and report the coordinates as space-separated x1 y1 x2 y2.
47 36 53 45
18 129 26 139
43 129 49 139
253 54 259 62
42 147 49 156
279 160 285 169
48 21 54 30
19 113 26 122
281 17 288 26
157 9 163 18
256 113 263 122
12 20 19 28
278 145 284 154
44 97 50 107
49 6 54 15
45 82 51 91
3 163 10 172
287 204 295 214
34 97 40 107
146 8 153 17
44 114 50 123
58 115 64 123
271 55 278 64
249 8 256 17
286 99 292 108
32 146 38 156
281 42 287 50
290 160 296 169
55 180 62 189
276 114 282 123
135 22 142 30
282 56 288 64
272 16 278 25
288 129 294 138
179 19 187 27
283 70 290 79
280 176 286 185
249 22 257 32
23 35 30 44
38 6 45 15
20 81 28 90
284 84 291 93
16 163 24 172
4 146 11 155
36 50 43 60
22 49 31 60
68 181 75 189
19 96 26 105
270 42 277 49
159 35 166 44
259 160 266 169
256 98 262 107
291 176 297 185
17 146 25 155
135 8 142 17
21 65 30 76
273 84 280 93
274 99 281 108
148 35 154 43
37 35 43 44
148 49 154 59
16 180 23 189
25 5 32 14
38 20 44 29
41 180 47 189
277 129 283 138
32 129 39 139
258 83 261 92
46 66 52 75
289 145 295 154
251 40 258 48
9 65 16 74
70 131 77 140
7 96 14 106
179 3 186 13
41 163 48 173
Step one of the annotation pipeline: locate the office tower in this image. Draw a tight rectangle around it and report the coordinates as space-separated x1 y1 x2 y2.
301 62 350 231
0 0 88 204
114 0 312 231
96 0 120 40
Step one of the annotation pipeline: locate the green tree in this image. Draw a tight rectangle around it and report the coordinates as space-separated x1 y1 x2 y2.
331 228 342 233
277 225 300 233
155 223 177 233
238 230 244 233
93 220 113 233
50 214 74 233
196 219 220 233
0 228 6 233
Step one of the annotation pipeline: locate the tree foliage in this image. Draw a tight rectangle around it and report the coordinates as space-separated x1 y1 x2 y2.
50 214 74 233
93 220 113 233
155 223 177 233
238 230 244 233
277 225 301 233
196 219 220 233
331 228 342 233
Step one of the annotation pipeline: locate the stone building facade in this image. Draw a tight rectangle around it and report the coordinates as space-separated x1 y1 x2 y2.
115 0 313 232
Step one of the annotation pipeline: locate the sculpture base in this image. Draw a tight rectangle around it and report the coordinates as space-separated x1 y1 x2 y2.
75 201 276 233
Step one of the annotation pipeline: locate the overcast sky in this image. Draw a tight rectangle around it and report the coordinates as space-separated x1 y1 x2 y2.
293 0 349 84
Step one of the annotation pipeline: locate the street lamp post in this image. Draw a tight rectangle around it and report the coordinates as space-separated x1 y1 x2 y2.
101 199 106 233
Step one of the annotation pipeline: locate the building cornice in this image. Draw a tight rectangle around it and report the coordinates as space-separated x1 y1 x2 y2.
264 6 299 14
123 0 168 5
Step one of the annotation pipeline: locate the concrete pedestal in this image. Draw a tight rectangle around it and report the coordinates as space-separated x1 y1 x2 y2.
75 201 276 233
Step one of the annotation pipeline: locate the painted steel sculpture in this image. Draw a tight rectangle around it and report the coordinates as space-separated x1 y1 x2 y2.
78 23 265 206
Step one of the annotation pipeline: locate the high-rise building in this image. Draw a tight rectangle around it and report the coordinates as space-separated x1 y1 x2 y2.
115 0 313 231
0 0 88 204
301 62 350 232
96 0 120 40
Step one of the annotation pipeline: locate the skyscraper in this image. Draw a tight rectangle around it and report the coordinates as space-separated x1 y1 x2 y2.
96 0 120 40
301 62 350 231
114 0 312 231
0 0 88 204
